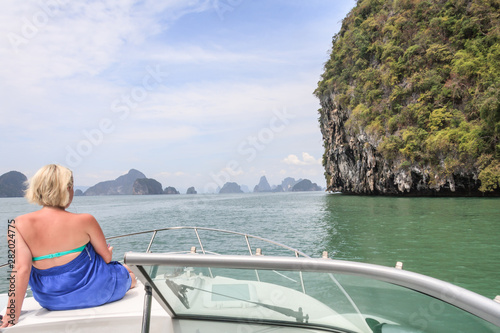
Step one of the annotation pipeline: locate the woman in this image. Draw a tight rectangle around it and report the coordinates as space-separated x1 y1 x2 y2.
1 164 136 328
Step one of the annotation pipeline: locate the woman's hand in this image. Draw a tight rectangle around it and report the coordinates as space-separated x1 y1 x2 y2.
0 316 16 328
85 214 112 263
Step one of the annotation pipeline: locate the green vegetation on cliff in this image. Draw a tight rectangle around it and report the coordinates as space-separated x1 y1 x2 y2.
315 0 500 192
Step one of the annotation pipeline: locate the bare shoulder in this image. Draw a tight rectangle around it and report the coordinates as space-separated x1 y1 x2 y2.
74 212 96 220
11 212 39 237
73 213 103 234
13 211 37 225
73 213 98 224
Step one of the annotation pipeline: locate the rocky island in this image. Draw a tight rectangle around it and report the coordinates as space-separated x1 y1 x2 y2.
84 169 147 195
0 171 27 197
218 176 322 194
164 186 180 194
219 182 243 194
292 179 322 192
253 176 272 192
133 178 163 195
0 169 321 197
315 0 500 196
186 187 197 194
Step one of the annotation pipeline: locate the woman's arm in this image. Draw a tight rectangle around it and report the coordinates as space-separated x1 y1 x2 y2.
1 221 32 327
84 214 112 263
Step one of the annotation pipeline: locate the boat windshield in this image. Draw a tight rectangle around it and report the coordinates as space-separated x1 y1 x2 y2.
126 253 500 333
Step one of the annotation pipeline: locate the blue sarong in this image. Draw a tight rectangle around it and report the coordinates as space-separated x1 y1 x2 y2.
29 243 131 311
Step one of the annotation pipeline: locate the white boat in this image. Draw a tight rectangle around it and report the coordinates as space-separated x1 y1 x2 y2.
1 226 500 332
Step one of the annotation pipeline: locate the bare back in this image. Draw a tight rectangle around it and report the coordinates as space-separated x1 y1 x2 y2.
15 207 110 270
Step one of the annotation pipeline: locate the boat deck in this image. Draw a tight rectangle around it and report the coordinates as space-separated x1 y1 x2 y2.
2 281 171 332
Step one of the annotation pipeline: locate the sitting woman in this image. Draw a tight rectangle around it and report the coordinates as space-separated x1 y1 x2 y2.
1 164 136 328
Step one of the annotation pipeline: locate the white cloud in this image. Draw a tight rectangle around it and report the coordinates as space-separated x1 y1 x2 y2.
144 44 279 65
0 0 355 191
282 152 321 166
0 0 223 94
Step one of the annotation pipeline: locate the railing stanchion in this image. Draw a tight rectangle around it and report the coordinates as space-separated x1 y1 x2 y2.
194 228 213 278
141 284 153 333
246 235 261 281
146 230 158 253
296 251 306 294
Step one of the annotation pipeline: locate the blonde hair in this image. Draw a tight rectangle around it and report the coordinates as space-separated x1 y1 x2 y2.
25 164 74 208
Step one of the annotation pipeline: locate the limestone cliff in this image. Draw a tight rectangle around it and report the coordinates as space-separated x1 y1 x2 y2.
316 0 500 196
219 182 243 194
186 187 197 194
0 171 27 197
163 186 180 194
292 179 322 192
253 176 271 192
318 94 483 195
133 178 163 195
281 177 300 192
84 169 147 195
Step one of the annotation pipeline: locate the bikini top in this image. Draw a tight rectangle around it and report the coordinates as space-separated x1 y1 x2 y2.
32 244 88 261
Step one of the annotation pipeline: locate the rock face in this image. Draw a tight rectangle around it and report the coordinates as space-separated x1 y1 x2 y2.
253 176 272 192
84 169 146 195
219 182 243 194
281 177 300 191
186 187 197 194
318 85 486 196
0 171 27 197
272 185 284 192
292 179 322 192
163 186 180 194
133 178 163 195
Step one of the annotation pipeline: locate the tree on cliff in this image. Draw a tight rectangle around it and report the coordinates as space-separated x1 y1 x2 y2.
315 0 499 195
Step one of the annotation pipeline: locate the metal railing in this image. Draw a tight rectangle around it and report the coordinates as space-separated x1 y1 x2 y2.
0 226 309 271
125 252 500 328
105 226 310 291
104 226 310 257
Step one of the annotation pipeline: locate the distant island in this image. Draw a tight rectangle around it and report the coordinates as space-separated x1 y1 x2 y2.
83 169 184 196
163 186 180 195
253 176 272 192
133 178 163 195
84 169 147 195
0 171 27 197
0 169 323 197
218 176 322 194
292 179 322 192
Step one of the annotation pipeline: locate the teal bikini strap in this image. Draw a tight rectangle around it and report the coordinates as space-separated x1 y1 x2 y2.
32 244 87 261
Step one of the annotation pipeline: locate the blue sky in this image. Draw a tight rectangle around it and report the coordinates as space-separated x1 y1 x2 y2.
0 0 356 193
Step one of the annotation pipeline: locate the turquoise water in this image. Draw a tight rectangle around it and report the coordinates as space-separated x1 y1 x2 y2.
0 192 499 299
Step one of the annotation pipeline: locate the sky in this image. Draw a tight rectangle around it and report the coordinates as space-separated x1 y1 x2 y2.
0 0 356 193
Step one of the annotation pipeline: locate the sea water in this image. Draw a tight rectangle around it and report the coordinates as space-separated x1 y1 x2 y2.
0 192 499 299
